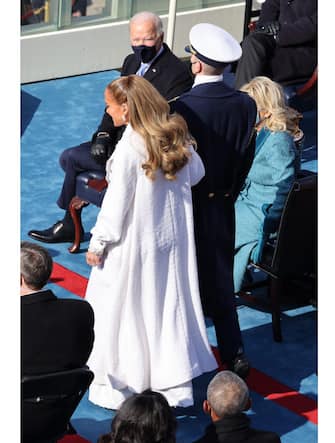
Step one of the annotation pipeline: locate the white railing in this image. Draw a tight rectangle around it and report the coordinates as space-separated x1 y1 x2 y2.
21 1 245 83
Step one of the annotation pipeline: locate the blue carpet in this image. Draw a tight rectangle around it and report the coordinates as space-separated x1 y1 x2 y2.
21 70 317 443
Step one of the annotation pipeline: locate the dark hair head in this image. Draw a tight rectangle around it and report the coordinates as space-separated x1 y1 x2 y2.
20 241 53 290
98 390 177 443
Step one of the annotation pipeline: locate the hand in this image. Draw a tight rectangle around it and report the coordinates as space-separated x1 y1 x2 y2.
86 251 103 267
90 132 112 165
255 21 280 39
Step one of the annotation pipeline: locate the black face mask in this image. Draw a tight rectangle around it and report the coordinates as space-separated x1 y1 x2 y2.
132 45 158 63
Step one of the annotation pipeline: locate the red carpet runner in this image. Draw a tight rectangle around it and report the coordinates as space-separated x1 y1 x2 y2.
51 262 317 426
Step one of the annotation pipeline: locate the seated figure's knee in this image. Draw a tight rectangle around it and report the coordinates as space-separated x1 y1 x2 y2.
242 32 275 54
240 33 255 51
59 145 82 171
59 147 72 171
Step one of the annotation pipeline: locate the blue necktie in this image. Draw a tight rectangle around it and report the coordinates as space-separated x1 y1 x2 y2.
137 63 148 77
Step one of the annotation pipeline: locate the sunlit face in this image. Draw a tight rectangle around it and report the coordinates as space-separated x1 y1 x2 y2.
190 54 201 75
104 89 128 127
130 19 162 50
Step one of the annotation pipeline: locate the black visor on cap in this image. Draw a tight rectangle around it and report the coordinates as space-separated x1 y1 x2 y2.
184 44 226 68
185 44 195 54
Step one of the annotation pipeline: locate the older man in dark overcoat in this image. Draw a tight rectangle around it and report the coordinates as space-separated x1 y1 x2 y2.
235 0 317 88
28 11 193 244
170 23 257 377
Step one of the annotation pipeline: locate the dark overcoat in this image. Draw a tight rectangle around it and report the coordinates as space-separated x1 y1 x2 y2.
193 413 281 443
21 290 95 376
170 81 256 362
259 0 317 83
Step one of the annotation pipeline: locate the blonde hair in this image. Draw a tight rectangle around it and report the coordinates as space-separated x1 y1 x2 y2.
106 75 194 180
240 76 302 138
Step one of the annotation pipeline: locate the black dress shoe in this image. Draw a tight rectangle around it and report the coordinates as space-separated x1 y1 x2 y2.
227 352 250 379
28 221 83 244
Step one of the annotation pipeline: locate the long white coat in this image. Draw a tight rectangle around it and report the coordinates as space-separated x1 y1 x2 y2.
85 125 217 408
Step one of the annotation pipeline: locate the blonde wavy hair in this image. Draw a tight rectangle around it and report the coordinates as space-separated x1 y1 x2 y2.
106 75 195 181
240 76 302 138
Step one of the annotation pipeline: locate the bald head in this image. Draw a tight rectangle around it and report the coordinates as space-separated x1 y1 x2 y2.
207 371 249 417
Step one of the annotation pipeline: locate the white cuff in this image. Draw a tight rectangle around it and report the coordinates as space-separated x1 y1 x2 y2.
88 237 106 256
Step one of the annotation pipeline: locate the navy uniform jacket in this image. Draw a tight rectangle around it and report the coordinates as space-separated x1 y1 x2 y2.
170 81 256 319
96 43 193 139
259 0 317 84
21 290 95 376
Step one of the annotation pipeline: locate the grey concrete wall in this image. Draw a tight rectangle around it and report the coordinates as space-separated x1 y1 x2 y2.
21 3 245 83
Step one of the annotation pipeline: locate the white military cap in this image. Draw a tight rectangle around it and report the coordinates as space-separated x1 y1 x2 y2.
185 23 242 67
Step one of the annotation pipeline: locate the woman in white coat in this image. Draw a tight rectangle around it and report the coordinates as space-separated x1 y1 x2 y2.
85 75 217 409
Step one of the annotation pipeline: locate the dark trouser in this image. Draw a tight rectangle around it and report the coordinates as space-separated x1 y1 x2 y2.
235 32 316 89
235 32 276 89
57 141 105 210
210 289 243 364
193 193 243 363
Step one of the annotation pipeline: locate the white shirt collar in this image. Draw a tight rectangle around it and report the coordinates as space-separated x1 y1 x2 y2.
192 74 223 87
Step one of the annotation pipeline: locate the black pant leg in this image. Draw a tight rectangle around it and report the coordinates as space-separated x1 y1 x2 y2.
211 290 243 364
56 141 106 209
235 33 276 89
194 195 244 364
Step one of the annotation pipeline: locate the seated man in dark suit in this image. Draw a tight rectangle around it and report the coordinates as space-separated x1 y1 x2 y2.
21 241 94 375
194 370 281 443
235 0 317 89
28 10 193 244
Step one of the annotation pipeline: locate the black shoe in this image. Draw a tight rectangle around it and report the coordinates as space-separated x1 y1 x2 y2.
227 352 250 379
28 221 83 244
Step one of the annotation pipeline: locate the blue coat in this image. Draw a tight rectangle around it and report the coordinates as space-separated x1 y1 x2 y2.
171 80 257 362
234 127 299 292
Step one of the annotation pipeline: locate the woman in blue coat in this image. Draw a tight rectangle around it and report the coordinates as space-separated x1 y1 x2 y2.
234 76 302 293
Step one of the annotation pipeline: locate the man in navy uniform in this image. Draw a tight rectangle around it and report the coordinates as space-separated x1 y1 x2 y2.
170 23 257 377
28 11 193 244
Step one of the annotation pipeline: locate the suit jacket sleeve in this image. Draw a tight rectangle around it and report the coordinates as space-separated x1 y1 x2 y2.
232 95 257 201
259 0 280 23
232 128 256 201
277 12 317 47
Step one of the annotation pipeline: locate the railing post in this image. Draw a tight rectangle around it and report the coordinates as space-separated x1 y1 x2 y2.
166 0 177 50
